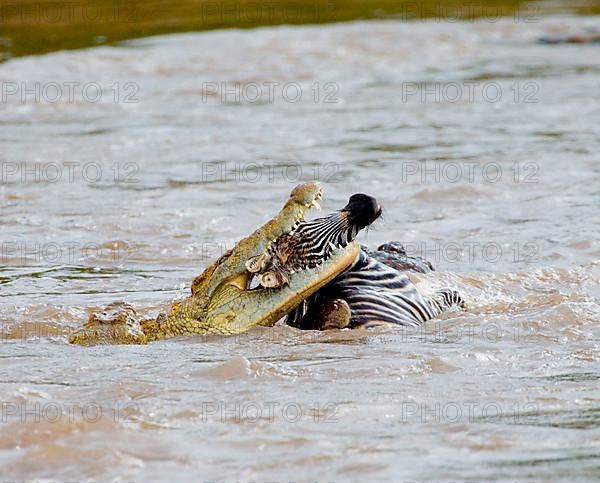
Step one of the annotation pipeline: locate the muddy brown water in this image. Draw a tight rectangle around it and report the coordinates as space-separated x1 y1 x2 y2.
1 14 600 482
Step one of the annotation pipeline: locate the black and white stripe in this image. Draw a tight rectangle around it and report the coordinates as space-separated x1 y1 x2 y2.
277 211 356 272
286 250 464 329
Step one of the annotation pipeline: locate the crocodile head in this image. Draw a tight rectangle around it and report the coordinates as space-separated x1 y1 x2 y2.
158 182 381 337
70 182 381 345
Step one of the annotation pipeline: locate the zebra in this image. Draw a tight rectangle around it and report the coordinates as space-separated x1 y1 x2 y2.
282 194 465 330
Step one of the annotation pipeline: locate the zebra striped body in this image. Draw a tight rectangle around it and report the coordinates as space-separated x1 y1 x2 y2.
286 250 464 329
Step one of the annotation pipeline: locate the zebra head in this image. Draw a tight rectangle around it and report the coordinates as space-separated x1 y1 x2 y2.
247 193 382 288
289 193 382 265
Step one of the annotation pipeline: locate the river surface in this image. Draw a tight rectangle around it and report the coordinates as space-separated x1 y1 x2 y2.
1 13 600 482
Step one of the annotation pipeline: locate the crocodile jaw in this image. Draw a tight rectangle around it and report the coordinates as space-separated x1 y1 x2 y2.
69 182 358 344
205 241 360 333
